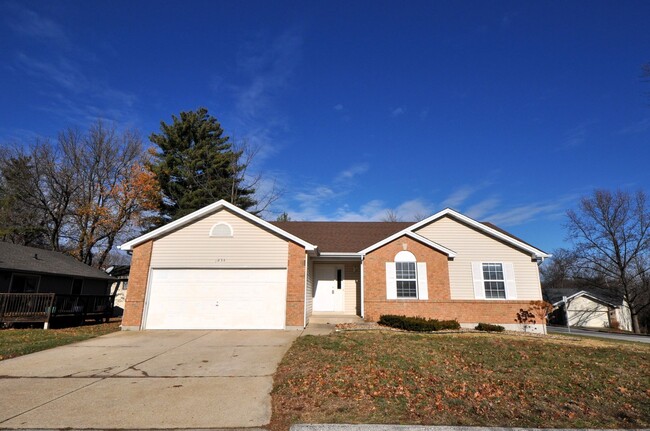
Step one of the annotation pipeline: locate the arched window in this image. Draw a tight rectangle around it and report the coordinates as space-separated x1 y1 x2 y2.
386 250 428 300
394 251 417 298
209 222 233 237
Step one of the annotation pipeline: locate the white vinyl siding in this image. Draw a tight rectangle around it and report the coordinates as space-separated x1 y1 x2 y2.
150 208 288 269
344 262 360 315
415 216 541 300
305 259 314 320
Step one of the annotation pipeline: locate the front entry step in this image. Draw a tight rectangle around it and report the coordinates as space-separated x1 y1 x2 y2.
308 314 364 325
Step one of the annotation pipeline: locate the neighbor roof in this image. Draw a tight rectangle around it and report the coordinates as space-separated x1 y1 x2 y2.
270 221 413 253
543 287 624 307
0 242 115 280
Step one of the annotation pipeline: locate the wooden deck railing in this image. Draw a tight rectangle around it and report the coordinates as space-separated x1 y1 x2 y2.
0 293 55 323
0 293 115 327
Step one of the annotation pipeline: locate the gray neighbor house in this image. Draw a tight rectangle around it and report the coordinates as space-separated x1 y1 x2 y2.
0 242 115 328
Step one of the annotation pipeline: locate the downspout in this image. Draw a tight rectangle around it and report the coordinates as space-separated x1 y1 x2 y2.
360 255 365 319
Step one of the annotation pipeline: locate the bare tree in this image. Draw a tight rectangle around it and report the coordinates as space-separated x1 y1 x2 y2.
228 139 282 216
382 209 401 222
566 189 650 333
539 248 579 290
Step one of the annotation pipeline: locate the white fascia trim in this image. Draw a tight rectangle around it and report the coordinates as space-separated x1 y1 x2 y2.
119 200 317 251
407 208 550 259
358 230 456 257
319 252 362 258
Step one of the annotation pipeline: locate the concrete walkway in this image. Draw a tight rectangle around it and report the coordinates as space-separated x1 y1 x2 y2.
0 330 299 429
547 326 650 343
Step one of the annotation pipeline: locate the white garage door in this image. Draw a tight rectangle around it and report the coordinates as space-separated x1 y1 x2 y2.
144 268 287 329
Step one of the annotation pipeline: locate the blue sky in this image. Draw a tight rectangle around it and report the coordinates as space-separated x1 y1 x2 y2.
1 0 649 253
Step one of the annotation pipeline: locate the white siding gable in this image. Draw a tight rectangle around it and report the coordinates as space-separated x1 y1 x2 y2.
150 208 289 269
415 216 542 300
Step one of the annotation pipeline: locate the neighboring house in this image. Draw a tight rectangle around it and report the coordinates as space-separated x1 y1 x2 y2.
0 242 115 327
106 265 130 316
544 287 632 331
119 200 550 332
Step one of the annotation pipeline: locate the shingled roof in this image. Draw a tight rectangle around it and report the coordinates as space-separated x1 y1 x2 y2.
0 242 115 280
271 219 544 255
270 221 413 252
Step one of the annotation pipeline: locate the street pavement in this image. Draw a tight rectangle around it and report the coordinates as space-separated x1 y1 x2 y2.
547 325 650 343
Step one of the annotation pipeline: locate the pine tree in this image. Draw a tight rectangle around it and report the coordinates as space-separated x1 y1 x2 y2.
149 108 256 223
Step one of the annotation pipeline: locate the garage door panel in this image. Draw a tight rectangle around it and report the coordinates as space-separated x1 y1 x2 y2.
145 269 287 329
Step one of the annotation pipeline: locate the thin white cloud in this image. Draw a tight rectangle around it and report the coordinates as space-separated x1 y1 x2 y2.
391 107 405 117
618 118 650 135
5 3 69 48
465 198 500 219
335 163 369 182
440 186 477 208
479 195 577 227
6 6 139 128
233 30 302 120
333 104 344 111
562 122 591 149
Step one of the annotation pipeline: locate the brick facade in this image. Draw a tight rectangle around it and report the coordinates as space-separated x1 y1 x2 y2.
286 241 306 327
362 235 534 325
121 240 153 329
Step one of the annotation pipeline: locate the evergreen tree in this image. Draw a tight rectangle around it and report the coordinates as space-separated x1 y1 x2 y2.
149 108 256 223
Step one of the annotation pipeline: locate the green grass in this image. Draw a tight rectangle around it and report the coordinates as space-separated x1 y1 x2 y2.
0 320 121 361
270 330 650 430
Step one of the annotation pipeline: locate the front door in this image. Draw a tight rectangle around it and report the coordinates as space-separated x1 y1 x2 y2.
313 264 345 312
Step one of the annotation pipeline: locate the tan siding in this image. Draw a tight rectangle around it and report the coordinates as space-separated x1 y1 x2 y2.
150 208 289 269
344 262 361 315
415 216 542 300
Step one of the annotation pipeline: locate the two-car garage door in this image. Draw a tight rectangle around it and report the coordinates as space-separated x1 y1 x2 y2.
144 269 287 329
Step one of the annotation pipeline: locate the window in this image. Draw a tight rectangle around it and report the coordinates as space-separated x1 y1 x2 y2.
386 251 428 300
396 261 417 298
482 263 506 299
210 222 233 237
10 274 40 293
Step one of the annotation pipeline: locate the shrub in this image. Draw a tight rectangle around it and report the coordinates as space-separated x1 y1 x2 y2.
475 322 505 332
378 314 460 332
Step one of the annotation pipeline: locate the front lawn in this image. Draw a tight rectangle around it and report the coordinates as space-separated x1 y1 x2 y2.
0 320 121 361
271 330 650 430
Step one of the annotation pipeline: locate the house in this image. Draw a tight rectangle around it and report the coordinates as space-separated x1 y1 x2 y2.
544 287 632 331
119 200 550 332
0 242 116 327
106 265 130 316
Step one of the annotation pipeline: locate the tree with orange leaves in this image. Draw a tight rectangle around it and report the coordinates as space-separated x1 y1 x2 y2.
0 121 159 268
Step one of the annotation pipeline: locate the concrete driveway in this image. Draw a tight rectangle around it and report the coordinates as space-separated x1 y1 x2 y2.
0 329 299 429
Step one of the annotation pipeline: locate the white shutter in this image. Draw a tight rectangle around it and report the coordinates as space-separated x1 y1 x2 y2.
417 262 428 300
471 262 485 299
503 262 517 299
386 262 397 300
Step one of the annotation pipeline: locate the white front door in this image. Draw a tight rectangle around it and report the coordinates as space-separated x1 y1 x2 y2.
313 264 345 312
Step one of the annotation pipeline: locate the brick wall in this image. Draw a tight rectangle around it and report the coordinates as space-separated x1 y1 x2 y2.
121 241 153 329
363 235 535 325
286 241 306 327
